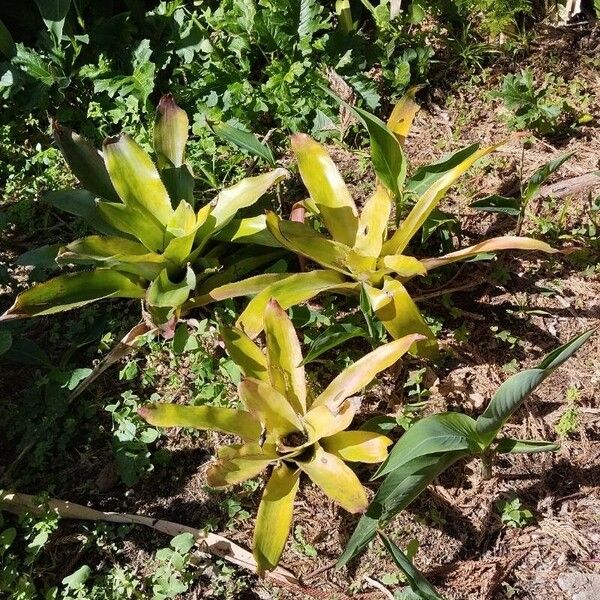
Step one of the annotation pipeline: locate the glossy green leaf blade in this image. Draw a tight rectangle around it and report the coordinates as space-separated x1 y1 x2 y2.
52 124 119 202
17 244 61 268
300 323 367 365
494 438 560 454
0 270 145 320
146 267 195 309
337 451 465 566
213 122 275 166
253 464 299 574
237 271 358 339
384 143 496 254
345 103 407 200
522 152 574 202
57 235 167 280
379 533 444 600
470 195 521 216
44 189 124 236
34 0 70 43
103 133 173 227
160 165 195 207
476 329 595 443
139 403 261 440
375 413 480 479
291 133 358 246
220 326 269 382
0 18 16 58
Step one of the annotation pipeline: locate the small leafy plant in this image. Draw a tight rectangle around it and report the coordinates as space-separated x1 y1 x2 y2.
496 497 534 528
338 328 595 565
139 299 420 572
1 95 287 333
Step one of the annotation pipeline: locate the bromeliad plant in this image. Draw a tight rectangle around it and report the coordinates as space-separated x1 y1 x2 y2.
1 95 287 331
212 91 557 355
139 299 423 572
338 327 595 566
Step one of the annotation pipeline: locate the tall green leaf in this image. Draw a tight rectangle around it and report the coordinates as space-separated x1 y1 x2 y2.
212 122 275 167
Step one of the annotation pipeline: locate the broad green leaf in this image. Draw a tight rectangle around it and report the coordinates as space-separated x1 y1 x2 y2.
17 244 61 268
153 94 189 169
379 533 444 600
220 326 269 382
237 271 358 339
45 189 123 236
364 279 436 357
34 0 71 44
103 134 174 227
52 124 119 202
476 329 594 444
353 185 393 259
57 235 168 280
494 438 559 454
522 152 574 202
420 236 557 271
213 215 280 247
264 299 307 414
239 377 303 437
196 169 288 241
97 200 166 252
253 464 300 573
375 413 481 479
138 403 261 440
301 323 368 365
345 103 407 201
337 451 464 566
321 430 391 463
160 165 195 207
0 270 145 320
384 143 496 254
470 195 521 216
146 267 195 309
297 445 368 513
265 211 353 275
314 333 423 410
291 133 358 246
213 122 275 166
387 87 421 145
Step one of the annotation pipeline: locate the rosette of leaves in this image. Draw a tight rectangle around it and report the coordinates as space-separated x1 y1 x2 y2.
1 95 287 331
201 91 557 356
139 299 422 572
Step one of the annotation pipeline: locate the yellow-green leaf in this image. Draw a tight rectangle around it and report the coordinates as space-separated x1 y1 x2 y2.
291 133 358 246
103 134 174 226
353 185 392 259
264 299 307 414
297 446 368 513
265 212 352 275
383 143 498 254
206 445 275 487
364 279 437 358
220 325 269 382
237 271 358 339
56 235 167 280
0 269 146 320
153 94 189 169
377 254 427 278
314 331 424 409
387 87 420 145
239 378 303 437
138 403 262 440
420 236 557 270
321 430 391 463
213 215 280 247
303 400 356 441
253 464 300 573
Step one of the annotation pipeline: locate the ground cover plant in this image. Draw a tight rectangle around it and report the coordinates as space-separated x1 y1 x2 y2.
1 2 600 599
